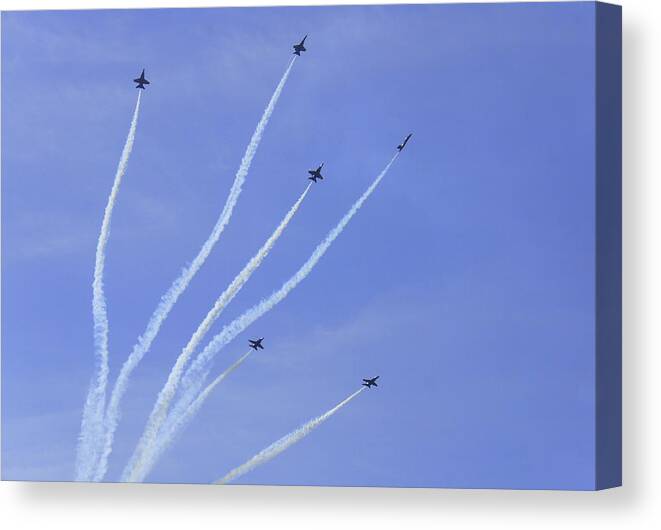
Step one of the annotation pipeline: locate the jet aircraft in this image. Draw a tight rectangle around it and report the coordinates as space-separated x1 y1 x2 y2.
362 376 379 389
293 35 308 56
248 338 265 350
133 69 150 89
397 133 412 151
308 163 324 183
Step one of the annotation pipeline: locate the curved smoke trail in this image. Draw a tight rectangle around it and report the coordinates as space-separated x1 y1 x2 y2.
141 349 254 479
215 387 365 484
167 153 400 436
122 182 309 482
75 91 142 482
94 57 297 481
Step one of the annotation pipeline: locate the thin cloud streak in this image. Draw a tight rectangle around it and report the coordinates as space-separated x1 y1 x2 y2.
75 91 142 482
215 387 366 484
144 349 254 479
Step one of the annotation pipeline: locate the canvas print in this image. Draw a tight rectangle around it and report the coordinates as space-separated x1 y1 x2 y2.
1 2 621 489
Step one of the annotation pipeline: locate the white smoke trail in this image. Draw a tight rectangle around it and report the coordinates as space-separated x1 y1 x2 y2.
215 387 365 484
170 153 400 428
94 57 297 481
122 182 309 482
75 91 142 482
138 349 254 479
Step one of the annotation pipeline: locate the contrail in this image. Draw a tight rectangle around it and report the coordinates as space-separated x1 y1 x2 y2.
94 57 297 481
122 182 310 482
140 349 254 479
215 387 366 484
170 153 400 430
75 91 142 482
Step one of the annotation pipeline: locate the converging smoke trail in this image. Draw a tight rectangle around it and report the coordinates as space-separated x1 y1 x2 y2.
122 181 309 482
169 153 400 431
75 91 142 482
215 387 366 484
95 57 297 482
140 349 254 479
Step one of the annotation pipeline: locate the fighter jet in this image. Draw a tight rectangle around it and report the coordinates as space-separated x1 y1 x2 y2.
248 338 265 350
397 133 412 151
362 376 379 389
308 163 324 183
293 35 308 56
133 69 150 89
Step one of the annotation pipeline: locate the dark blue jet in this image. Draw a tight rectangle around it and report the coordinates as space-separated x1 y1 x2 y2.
362 376 379 389
397 133 412 151
308 163 324 183
133 69 150 89
248 338 265 350
293 35 308 56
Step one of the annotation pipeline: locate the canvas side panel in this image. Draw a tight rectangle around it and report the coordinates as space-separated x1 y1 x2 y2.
595 1 622 490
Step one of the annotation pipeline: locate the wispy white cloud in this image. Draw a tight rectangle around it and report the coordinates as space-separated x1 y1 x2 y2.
76 91 142 482
215 387 366 484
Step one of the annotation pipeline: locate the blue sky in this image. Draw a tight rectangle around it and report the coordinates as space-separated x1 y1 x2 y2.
2 2 597 489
